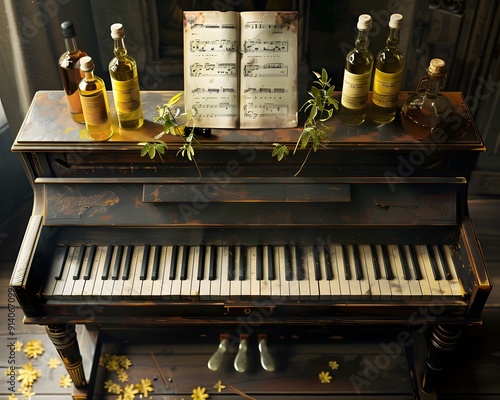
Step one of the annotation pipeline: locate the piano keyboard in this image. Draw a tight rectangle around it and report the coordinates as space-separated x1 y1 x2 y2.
42 243 465 301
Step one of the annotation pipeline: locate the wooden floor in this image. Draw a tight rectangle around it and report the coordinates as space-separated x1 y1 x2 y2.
0 196 499 399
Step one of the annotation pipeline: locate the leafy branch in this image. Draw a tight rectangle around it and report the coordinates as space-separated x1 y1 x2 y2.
139 92 201 176
273 69 339 176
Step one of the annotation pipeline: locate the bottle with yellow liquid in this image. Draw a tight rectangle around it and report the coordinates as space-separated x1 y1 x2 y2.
109 23 144 129
78 56 113 141
339 14 374 126
371 13 404 124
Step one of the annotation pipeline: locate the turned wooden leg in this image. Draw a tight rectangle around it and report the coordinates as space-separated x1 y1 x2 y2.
421 324 461 394
45 324 87 389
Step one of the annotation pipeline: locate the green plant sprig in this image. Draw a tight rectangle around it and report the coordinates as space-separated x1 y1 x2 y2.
139 92 201 177
273 68 339 176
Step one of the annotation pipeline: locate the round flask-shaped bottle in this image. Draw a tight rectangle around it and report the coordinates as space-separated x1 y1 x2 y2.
400 58 453 140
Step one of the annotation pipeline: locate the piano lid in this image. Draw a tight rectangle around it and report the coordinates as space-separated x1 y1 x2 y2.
12 91 485 151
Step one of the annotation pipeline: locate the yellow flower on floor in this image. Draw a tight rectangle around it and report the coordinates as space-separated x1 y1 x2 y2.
104 379 122 394
213 380 226 393
59 373 73 388
48 357 61 369
136 378 154 397
191 386 209 400
19 386 36 399
329 360 340 370
23 339 44 359
121 383 139 400
17 362 41 387
117 368 129 383
119 356 132 369
318 370 332 383
15 341 23 351
8 393 18 400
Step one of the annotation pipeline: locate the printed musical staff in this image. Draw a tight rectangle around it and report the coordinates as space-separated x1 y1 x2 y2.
189 62 237 77
243 63 288 78
190 39 237 52
243 39 288 53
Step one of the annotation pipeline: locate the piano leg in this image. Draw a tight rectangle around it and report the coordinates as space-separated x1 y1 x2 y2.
45 324 87 389
421 324 462 395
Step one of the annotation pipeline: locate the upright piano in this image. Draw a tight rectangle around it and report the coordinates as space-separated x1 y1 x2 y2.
10 91 491 398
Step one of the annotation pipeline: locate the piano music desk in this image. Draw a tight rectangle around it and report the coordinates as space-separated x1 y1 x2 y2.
10 91 491 399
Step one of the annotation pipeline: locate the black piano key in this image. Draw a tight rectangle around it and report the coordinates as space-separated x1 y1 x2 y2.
268 246 276 280
53 245 69 280
239 245 247 281
370 244 381 280
180 246 189 280
409 246 422 280
101 245 113 280
111 245 124 280
209 245 217 280
151 245 161 280
314 246 322 280
398 244 411 280
73 244 86 280
284 245 293 281
353 245 363 280
140 245 150 280
438 245 453 280
381 245 394 280
427 245 442 280
197 245 206 280
122 245 133 280
256 245 263 280
83 245 96 280
169 245 179 280
227 246 235 281
295 246 305 281
324 246 334 280
341 245 352 280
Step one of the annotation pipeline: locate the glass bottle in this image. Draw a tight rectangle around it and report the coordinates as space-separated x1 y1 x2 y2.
109 23 144 129
58 21 87 124
400 58 453 140
78 56 113 141
370 13 404 124
339 14 374 126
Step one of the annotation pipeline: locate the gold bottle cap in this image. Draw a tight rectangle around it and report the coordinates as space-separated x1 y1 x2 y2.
357 14 372 31
429 58 446 74
389 13 403 29
80 56 94 72
110 23 125 39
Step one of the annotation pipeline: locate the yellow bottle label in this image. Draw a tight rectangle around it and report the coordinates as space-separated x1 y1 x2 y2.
341 70 372 110
372 68 403 107
80 93 108 125
112 76 141 113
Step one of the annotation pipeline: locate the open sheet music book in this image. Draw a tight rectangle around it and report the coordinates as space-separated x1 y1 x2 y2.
183 11 298 129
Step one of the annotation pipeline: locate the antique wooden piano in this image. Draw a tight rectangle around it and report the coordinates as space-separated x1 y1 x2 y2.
10 91 491 399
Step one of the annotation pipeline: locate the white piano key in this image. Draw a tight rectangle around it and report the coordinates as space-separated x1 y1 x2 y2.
415 245 443 298
401 245 423 299
442 245 465 297
82 245 105 300
101 246 120 299
408 245 432 300
317 246 332 300
72 246 93 300
140 245 156 300
52 246 77 300
288 245 300 300
387 245 411 299
151 246 166 300
304 246 318 300
161 246 176 300
186 246 201 299
121 246 142 298
170 246 185 300
240 246 252 299
274 246 289 299
209 246 223 300
260 245 272 298
248 246 260 299
44 246 70 299
360 244 379 300
346 245 362 300
199 245 213 300
230 246 242 299
430 245 452 296
219 246 231 299
373 245 392 301
329 245 347 300
355 245 371 298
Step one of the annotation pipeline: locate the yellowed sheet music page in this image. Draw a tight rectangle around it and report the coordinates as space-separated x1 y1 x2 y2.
183 11 239 128
239 11 298 129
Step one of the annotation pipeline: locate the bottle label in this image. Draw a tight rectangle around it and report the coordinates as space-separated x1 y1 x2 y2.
80 93 108 125
372 68 403 107
111 76 141 113
341 70 371 109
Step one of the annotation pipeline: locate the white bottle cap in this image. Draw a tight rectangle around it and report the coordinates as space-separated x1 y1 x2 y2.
389 13 403 29
110 23 125 39
429 58 446 74
357 14 372 31
80 56 94 72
